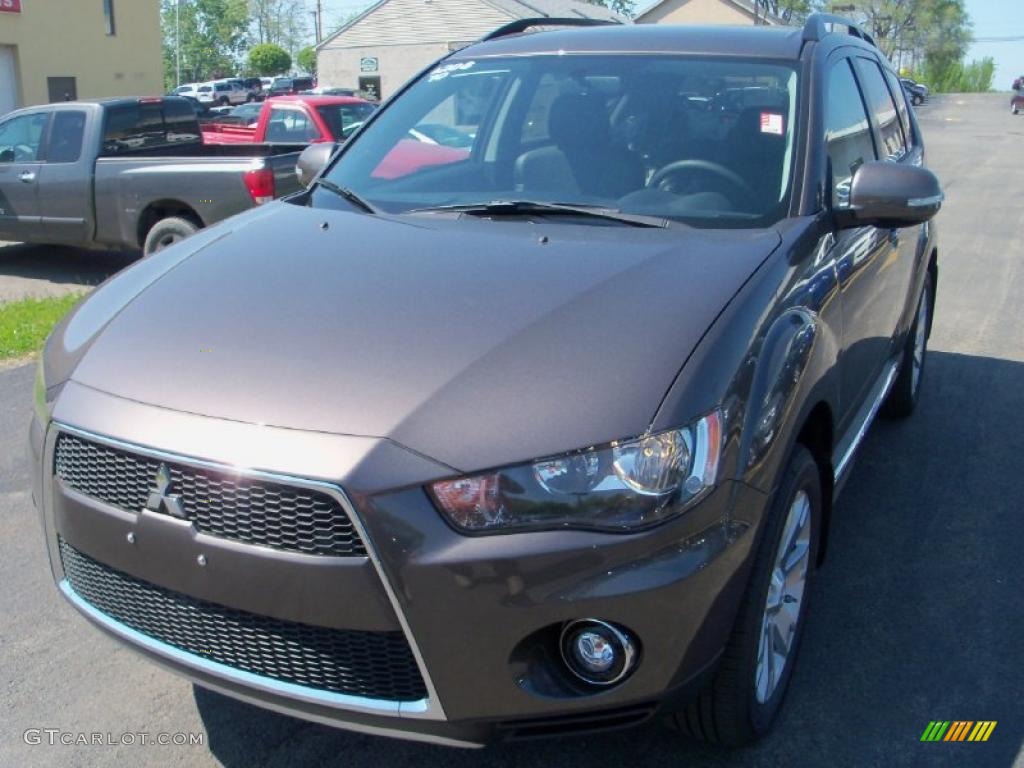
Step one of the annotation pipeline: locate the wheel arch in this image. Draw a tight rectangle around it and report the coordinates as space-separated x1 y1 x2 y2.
137 201 204 248
794 401 834 566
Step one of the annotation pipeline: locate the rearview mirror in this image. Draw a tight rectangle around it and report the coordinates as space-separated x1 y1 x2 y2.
836 161 943 229
296 142 338 187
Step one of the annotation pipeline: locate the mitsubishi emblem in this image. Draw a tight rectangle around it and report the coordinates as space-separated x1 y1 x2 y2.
146 463 187 519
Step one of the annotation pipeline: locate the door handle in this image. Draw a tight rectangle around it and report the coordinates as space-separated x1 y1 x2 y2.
18 171 36 183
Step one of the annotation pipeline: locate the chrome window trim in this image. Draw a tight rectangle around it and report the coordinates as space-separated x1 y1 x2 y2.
48 421 447 721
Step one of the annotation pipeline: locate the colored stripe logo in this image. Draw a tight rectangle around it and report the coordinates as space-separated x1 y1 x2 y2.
920 721 996 742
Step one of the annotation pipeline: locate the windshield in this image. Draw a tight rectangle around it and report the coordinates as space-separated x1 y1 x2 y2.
316 103 377 140
321 55 798 227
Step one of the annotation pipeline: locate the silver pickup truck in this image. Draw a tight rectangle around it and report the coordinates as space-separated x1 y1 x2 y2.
0 97 304 254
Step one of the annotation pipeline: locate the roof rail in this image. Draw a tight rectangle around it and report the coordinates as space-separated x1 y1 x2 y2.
480 17 620 43
802 13 876 48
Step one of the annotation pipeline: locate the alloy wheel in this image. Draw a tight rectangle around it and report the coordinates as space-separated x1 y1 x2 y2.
911 288 929 395
755 490 811 704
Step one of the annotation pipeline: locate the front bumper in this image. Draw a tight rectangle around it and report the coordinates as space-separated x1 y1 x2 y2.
31 383 768 746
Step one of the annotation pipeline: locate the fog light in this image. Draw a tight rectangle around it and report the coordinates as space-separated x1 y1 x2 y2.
559 619 637 686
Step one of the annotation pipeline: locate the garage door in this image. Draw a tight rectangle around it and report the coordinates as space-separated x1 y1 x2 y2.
0 46 17 116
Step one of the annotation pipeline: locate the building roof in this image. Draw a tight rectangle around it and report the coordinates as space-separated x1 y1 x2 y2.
635 0 784 25
316 0 623 51
460 23 804 59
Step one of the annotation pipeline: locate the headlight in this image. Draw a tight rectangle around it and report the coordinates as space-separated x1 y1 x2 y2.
430 409 722 533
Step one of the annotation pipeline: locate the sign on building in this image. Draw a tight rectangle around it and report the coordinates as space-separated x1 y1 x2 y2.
360 57 379 73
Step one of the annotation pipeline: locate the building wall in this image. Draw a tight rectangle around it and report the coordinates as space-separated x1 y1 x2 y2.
0 0 163 113
317 41 458 101
317 0 514 100
636 0 755 25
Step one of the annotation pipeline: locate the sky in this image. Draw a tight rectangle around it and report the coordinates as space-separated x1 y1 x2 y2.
311 0 1024 89
964 0 1023 89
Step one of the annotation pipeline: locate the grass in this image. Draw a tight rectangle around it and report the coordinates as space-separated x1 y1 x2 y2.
0 293 84 360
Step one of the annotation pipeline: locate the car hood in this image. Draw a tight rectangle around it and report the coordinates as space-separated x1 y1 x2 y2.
63 203 780 473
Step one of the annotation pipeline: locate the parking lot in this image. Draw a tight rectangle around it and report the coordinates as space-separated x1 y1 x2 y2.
1 92 1021 767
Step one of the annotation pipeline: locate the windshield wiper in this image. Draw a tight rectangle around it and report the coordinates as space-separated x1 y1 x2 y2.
312 178 378 214
407 200 668 228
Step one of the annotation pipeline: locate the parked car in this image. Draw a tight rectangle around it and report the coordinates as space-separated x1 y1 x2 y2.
899 77 928 106
224 102 263 126
267 76 315 97
1011 76 1023 114
300 86 358 97
30 16 941 749
202 94 375 144
171 83 199 99
243 77 266 100
0 97 305 254
196 80 248 107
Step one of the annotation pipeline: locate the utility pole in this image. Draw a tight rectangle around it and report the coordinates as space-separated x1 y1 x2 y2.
175 0 181 87
312 0 323 44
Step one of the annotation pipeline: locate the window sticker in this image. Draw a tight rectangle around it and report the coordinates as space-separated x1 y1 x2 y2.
760 112 784 136
427 61 476 82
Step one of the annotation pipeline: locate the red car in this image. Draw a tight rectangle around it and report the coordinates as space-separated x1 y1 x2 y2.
202 95 376 144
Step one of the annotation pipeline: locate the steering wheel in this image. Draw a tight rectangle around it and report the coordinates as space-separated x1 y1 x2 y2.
647 159 757 209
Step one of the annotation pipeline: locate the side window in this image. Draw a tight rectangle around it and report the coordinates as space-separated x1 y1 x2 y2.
266 108 318 142
102 104 165 154
162 99 201 144
882 68 913 148
825 60 876 209
46 111 87 162
854 58 907 160
0 113 50 162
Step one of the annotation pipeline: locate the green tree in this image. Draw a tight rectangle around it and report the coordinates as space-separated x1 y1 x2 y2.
248 43 292 76
297 46 317 76
161 0 250 89
584 0 635 19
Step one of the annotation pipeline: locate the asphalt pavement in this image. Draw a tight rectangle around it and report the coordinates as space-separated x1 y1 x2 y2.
1 93 1022 767
0 242 135 304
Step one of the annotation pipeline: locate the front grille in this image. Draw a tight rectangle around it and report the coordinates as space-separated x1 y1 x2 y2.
54 433 366 557
59 539 427 702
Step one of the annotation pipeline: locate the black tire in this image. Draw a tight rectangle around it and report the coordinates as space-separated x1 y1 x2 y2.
143 216 199 256
882 273 933 418
218 96 229 106
671 445 821 747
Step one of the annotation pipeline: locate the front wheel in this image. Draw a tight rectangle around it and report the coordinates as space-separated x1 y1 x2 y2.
671 445 821 746
1013 104 1020 115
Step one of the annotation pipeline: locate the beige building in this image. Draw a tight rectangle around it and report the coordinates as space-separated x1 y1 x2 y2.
0 0 163 116
635 0 781 26
316 0 621 103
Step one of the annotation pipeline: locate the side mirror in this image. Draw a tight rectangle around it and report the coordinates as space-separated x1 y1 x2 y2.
836 161 943 229
296 142 338 187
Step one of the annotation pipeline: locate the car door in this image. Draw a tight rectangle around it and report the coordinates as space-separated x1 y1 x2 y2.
822 55 893 429
848 57 917 375
36 108 92 245
0 110 50 242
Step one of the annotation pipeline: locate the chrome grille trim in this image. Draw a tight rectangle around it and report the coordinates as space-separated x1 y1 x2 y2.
59 539 426 703
49 421 446 721
55 432 366 557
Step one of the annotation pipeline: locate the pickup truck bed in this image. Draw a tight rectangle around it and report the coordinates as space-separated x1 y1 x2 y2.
0 97 306 254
